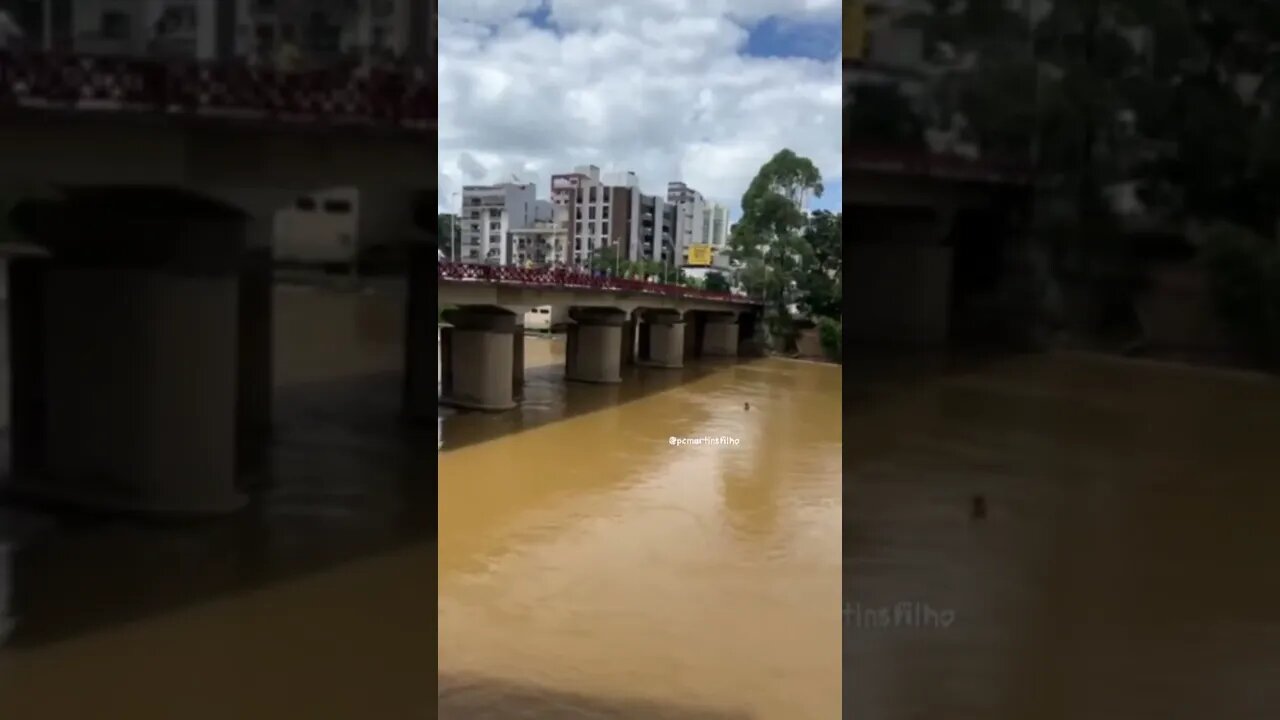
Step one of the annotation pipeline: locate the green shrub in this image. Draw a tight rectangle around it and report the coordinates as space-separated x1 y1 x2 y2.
816 316 841 363
1202 224 1280 368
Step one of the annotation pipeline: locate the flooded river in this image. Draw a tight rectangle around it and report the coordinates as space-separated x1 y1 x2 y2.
845 352 1280 718
5 282 1276 718
0 285 843 719
438 338 843 718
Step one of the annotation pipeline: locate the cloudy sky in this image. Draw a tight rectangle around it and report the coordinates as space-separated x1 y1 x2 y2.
438 0 844 219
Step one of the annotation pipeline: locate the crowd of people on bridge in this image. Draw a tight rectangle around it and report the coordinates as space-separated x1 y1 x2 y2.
0 8 429 124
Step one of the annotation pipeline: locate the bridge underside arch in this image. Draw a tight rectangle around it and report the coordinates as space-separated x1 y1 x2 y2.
0 117 431 188
845 170 1030 348
1 186 272 515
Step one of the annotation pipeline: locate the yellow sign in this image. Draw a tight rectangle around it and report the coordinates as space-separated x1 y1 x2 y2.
844 0 866 61
687 245 713 266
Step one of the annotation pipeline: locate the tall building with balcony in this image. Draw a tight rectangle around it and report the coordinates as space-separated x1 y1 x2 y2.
667 181 707 264
459 182 536 265
509 222 566 266
570 171 640 268
236 0 415 63
15 0 226 59
703 202 730 251
637 194 675 265
553 165 646 268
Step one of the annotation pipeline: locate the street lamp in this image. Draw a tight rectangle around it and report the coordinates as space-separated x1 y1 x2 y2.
450 191 460 262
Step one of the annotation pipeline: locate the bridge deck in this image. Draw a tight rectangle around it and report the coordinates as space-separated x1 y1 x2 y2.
0 52 432 134
438 263 759 308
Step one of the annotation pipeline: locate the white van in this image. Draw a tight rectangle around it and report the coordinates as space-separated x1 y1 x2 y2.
273 187 424 271
524 306 553 331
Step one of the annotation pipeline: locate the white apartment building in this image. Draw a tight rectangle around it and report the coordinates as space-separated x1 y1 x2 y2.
638 193 674 264
509 222 566 266
460 182 535 265
550 166 595 266
541 170 725 270
234 0 415 61
668 181 707 265
553 165 645 268
703 202 730 250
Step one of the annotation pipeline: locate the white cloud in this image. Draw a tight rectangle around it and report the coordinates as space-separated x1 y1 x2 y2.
437 1 843 217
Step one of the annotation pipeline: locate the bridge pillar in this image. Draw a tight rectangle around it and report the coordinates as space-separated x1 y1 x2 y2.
637 316 652 363
621 317 637 366
684 311 706 360
702 313 740 357
237 245 273 483
440 308 519 411
638 311 685 369
4 188 253 515
402 241 437 421
738 310 767 357
512 320 525 401
565 309 626 384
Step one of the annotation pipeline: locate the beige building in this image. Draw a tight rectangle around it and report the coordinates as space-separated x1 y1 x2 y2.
554 165 644 268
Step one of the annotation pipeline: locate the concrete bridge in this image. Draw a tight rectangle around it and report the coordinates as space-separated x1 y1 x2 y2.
845 148 1032 347
0 51 435 516
0 51 763 516
421 262 764 413
0 52 432 229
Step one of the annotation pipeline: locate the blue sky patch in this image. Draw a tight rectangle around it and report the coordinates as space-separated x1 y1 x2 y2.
742 16 841 62
519 1 555 30
811 180 843 212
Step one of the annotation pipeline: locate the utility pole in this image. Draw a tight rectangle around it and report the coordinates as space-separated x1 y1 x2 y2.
451 191 460 262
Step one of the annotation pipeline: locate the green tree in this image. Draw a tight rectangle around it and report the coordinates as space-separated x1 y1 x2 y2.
728 149 825 351
436 214 460 259
894 0 1280 358
704 271 732 293
796 210 842 320
846 83 927 150
589 245 622 274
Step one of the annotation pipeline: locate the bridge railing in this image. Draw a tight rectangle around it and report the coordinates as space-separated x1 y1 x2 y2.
0 52 431 130
439 262 752 304
846 148 1032 185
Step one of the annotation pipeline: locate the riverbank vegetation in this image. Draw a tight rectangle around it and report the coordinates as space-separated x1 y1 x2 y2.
1202 224 1280 369
727 150 843 361
855 0 1280 369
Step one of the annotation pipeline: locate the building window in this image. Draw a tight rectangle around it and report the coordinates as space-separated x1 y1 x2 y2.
322 199 353 214
588 207 595 220
588 187 596 202
295 197 317 211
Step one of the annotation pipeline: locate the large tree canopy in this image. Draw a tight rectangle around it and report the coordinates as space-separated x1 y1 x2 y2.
729 150 840 349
